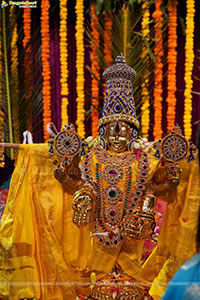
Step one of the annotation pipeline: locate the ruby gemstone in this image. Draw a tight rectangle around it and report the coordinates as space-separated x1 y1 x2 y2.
109 170 117 176
110 210 116 216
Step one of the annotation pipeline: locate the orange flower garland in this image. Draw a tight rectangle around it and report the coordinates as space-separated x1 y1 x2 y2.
141 1 150 138
152 0 163 140
90 5 100 137
75 0 85 137
0 25 4 167
167 1 177 132
184 0 195 140
23 8 32 131
41 0 51 141
10 7 20 145
60 0 69 129
104 13 112 66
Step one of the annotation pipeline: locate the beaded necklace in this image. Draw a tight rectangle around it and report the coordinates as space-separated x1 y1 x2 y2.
82 147 152 248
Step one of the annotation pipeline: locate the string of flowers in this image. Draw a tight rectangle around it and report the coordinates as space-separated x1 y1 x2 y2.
23 8 32 132
60 0 69 129
152 0 163 140
184 0 195 140
104 13 112 66
0 23 4 167
90 4 100 137
166 1 177 132
10 7 20 146
75 0 85 138
141 1 150 138
41 0 51 141
123 5 128 61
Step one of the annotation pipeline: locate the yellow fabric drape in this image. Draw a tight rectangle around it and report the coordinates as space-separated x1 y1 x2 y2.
141 158 200 299
0 144 93 299
0 144 199 300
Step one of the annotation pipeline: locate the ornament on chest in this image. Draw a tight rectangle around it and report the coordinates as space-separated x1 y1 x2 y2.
83 148 156 248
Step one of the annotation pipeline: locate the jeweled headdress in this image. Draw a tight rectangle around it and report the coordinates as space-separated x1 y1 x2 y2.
98 54 139 128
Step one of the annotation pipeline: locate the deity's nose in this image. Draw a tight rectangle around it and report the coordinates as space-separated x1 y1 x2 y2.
115 135 119 142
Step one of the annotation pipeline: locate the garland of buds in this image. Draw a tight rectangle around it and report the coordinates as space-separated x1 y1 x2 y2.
75 0 85 137
167 1 177 132
141 1 150 138
152 0 163 140
184 0 195 140
90 4 99 137
41 0 51 141
60 0 69 128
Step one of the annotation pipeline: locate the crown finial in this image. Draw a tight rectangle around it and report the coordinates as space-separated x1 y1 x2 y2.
115 54 125 64
103 54 136 81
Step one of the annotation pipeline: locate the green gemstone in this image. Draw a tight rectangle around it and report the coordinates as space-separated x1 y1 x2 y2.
109 190 116 198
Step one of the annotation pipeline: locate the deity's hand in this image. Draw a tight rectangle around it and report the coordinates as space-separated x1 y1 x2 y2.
53 156 85 190
54 162 69 184
72 193 93 226
147 166 182 197
121 194 156 241
166 165 182 187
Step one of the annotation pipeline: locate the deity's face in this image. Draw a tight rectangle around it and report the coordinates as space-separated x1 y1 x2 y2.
107 122 130 153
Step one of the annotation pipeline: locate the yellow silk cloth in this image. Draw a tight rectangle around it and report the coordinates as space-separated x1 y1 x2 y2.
0 144 159 299
141 158 200 299
0 144 199 300
0 144 94 300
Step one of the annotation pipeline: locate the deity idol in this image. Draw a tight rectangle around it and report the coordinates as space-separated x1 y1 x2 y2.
0 55 199 300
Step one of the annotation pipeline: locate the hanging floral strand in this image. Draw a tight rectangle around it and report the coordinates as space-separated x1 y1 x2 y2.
152 0 163 140
75 0 85 138
90 4 100 137
60 0 69 129
141 1 150 138
0 22 4 167
23 8 32 132
41 0 51 141
166 1 177 132
184 0 195 140
104 13 112 66
10 7 20 146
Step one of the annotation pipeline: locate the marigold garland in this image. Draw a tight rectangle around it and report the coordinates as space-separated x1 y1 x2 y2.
60 0 69 129
10 7 20 146
104 13 112 66
152 0 163 140
41 0 51 141
23 8 32 132
184 0 195 140
75 0 85 138
123 5 128 60
0 23 4 167
90 4 100 137
166 1 177 132
141 1 150 138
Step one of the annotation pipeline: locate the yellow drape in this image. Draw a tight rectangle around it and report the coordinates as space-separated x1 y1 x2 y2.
141 158 200 299
0 144 199 300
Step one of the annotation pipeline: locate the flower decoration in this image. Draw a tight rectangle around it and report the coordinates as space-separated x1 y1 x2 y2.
184 0 195 140
90 4 99 137
141 1 150 138
104 13 112 66
23 8 32 131
152 0 163 140
41 0 51 141
60 0 69 128
166 1 177 132
10 7 20 146
75 0 85 138
0 26 4 167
